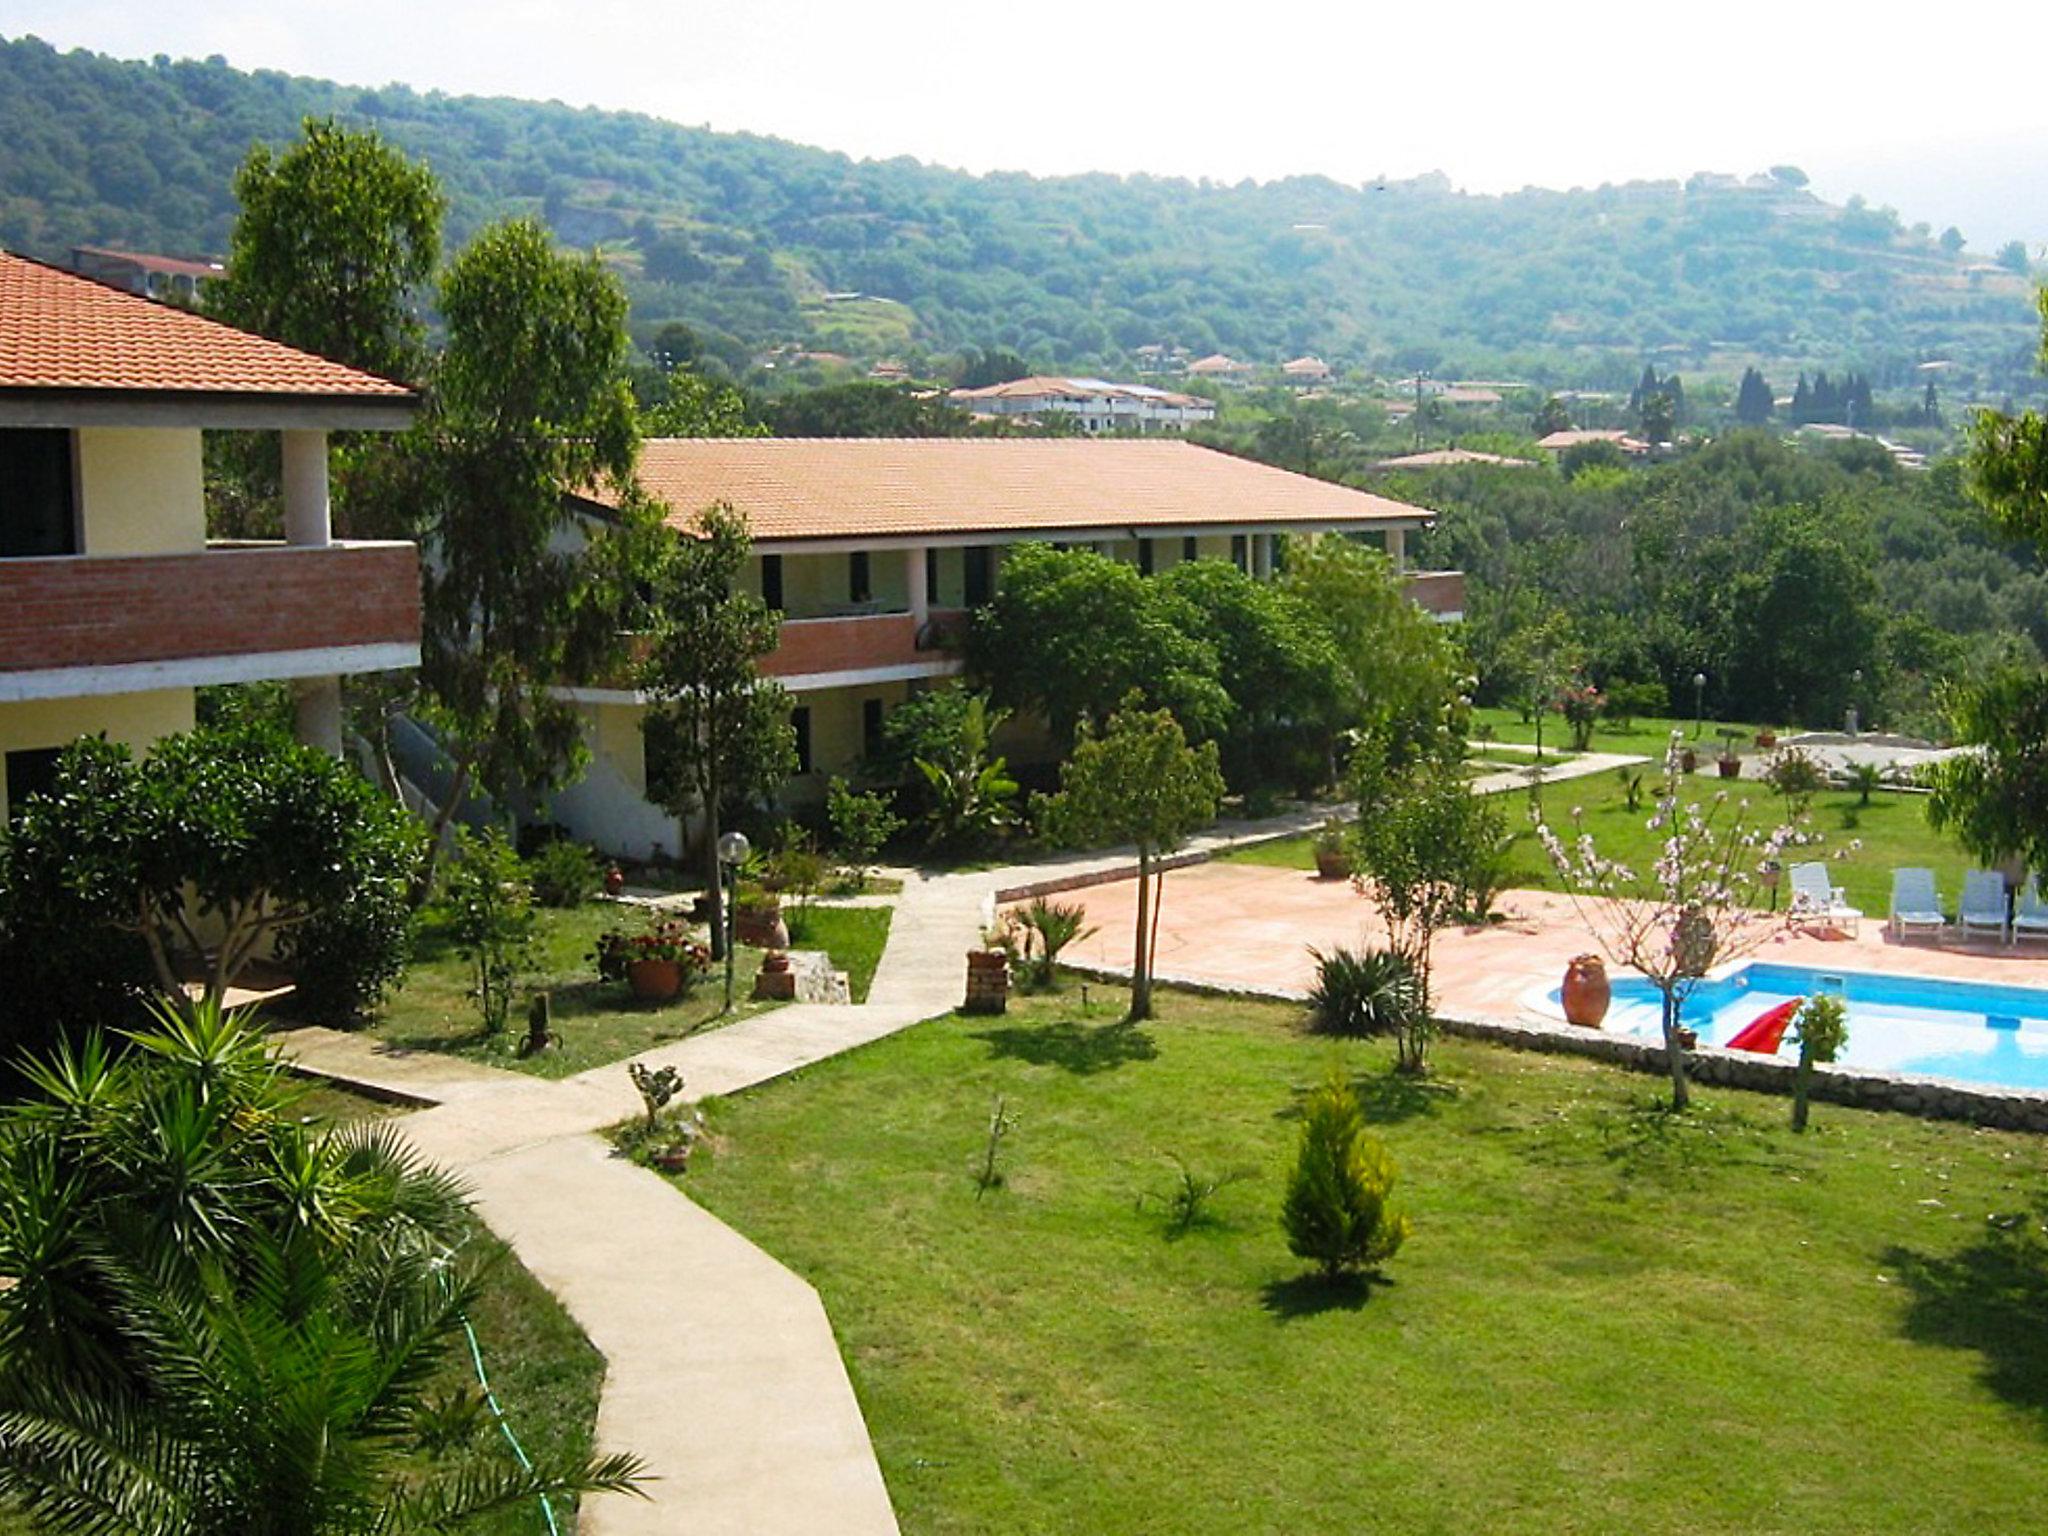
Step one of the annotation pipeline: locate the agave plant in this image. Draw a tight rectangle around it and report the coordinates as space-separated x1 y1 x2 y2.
1014 896 1099 989
1305 946 1423 1038
0 995 644 1531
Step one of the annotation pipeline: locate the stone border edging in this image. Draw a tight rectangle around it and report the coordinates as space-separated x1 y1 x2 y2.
1061 961 2048 1134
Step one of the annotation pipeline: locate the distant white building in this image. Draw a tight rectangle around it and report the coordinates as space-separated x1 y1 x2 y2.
948 376 1216 433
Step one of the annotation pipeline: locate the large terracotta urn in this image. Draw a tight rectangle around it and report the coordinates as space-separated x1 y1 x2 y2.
627 957 685 1003
1561 953 1611 1028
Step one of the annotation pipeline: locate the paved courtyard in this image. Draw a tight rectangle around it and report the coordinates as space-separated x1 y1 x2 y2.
1044 862 2048 1017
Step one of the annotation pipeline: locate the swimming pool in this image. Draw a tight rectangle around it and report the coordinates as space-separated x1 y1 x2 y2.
1539 962 2048 1092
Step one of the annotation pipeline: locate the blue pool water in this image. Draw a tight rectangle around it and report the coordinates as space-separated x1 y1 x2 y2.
1545 962 2048 1092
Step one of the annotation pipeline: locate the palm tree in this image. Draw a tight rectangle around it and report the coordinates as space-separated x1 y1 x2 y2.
0 997 644 1531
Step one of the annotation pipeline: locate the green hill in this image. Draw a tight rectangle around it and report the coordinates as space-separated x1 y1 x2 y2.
0 34 2039 394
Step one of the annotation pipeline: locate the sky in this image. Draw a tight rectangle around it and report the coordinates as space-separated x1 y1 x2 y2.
13 0 2048 247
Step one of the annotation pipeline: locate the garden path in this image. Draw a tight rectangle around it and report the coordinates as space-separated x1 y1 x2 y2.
1467 748 1648 797
277 802 1338 1535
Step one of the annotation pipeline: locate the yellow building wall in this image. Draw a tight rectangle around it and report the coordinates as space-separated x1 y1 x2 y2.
76 428 205 555
0 688 195 820
788 679 913 801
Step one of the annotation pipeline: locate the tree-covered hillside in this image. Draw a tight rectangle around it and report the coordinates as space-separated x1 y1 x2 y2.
1 34 2040 393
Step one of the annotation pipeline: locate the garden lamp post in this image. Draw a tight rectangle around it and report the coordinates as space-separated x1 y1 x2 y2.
717 829 750 1013
1692 672 1706 738
1849 669 1863 736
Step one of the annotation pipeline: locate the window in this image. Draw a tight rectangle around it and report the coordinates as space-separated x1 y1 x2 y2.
1138 538 1154 576
926 548 940 604
0 430 77 558
964 546 994 607
1231 534 1249 572
761 554 784 611
792 707 813 775
849 551 871 604
1182 535 1198 562
4 747 62 824
862 698 885 757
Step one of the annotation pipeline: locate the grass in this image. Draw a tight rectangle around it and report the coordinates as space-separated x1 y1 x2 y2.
682 983 2048 1534
1470 705 1774 760
787 904 894 1002
336 903 775 1081
285 1077 410 1125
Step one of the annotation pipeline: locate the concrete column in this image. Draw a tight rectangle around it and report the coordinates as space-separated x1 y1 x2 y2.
294 675 344 757
282 429 332 547
1252 533 1274 579
906 544 929 627
1386 525 1408 570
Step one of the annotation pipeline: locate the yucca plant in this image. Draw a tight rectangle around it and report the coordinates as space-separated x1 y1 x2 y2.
1015 896 1098 989
1305 946 1422 1038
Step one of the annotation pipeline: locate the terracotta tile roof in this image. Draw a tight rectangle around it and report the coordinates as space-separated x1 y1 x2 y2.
1536 428 1649 452
0 251 413 401
1374 448 1537 469
606 438 1431 543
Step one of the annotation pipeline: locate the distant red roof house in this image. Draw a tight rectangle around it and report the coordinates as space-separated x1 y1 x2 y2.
0 250 414 418
1438 386 1503 406
70 245 225 303
1374 448 1538 469
1186 353 1254 378
1536 428 1650 455
948 375 1214 433
1281 356 1331 382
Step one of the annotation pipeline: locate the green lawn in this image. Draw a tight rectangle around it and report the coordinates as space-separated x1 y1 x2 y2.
1226 768 1972 921
787 904 894 1002
682 985 2048 1534
1470 705 1772 761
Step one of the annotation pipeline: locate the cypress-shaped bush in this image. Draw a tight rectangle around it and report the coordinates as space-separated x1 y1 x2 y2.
1281 1066 1410 1280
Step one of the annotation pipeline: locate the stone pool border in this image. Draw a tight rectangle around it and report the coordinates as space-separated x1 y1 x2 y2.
1062 961 2048 1135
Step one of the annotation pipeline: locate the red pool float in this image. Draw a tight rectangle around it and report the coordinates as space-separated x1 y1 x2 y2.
1725 999 1801 1054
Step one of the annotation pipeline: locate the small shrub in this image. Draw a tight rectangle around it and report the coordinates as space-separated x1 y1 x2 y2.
1306 946 1421 1038
1139 1153 1256 1237
973 1093 1017 1198
1281 1066 1410 1280
1841 762 1885 807
1602 679 1668 730
444 827 535 1036
764 827 829 939
1556 679 1605 751
1765 746 1827 819
277 877 415 1028
1015 895 1098 989
527 838 602 908
1789 992 1849 1132
826 776 903 887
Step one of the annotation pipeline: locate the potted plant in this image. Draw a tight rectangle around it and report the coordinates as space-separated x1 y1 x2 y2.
592 919 711 1003
603 862 626 897
1717 749 1742 779
1560 953 1610 1028
1312 818 1353 881
732 881 789 948
1754 727 1778 751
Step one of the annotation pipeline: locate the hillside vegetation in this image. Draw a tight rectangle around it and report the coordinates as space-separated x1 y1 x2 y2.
0 34 2041 391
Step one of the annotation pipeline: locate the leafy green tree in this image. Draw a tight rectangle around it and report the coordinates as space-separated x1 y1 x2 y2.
444 827 536 1036
1789 992 1848 1132
1927 667 2048 872
410 218 651 883
1154 557 1341 791
766 382 970 436
640 503 797 957
1280 1065 1409 1282
968 543 1231 745
1940 226 1966 257
1998 239 2032 275
0 725 422 1044
1735 367 1775 425
907 693 1019 851
0 999 643 1530
1639 388 1677 445
1281 535 1466 774
1347 749 1505 1073
641 367 766 437
211 116 443 381
1037 698 1223 1022
1968 285 2048 546
958 346 1030 388
1532 395 1573 435
825 777 903 887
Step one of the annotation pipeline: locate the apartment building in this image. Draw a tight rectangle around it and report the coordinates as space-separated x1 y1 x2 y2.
948 376 1216 433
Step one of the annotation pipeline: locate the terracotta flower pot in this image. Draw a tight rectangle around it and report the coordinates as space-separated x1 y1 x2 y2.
1717 756 1741 779
627 956 685 1002
760 950 791 974
734 906 788 949
1755 730 1777 751
1314 849 1352 881
603 864 626 896
1561 953 1611 1028
1679 747 1698 774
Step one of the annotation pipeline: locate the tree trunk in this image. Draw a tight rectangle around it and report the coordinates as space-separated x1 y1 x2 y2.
1662 988 1691 1111
1792 1048 1813 1132
1128 845 1152 1022
412 753 473 907
1147 863 1167 997
703 778 726 962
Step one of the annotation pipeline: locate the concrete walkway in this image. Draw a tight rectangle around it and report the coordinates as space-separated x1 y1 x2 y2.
1469 748 1647 797
273 805 1347 1535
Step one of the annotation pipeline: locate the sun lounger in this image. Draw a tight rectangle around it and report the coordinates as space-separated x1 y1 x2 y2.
1958 870 2010 945
2013 877 2048 946
1788 861 1861 935
1889 867 1948 942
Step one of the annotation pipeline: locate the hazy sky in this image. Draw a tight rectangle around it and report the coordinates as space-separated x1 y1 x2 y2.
13 1 2048 245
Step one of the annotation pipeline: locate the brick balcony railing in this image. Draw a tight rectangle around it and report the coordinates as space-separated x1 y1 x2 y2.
0 541 421 676
761 608 969 680
1402 569 1467 619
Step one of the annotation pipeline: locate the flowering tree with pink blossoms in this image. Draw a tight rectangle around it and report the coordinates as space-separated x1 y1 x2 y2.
1535 737 1815 1110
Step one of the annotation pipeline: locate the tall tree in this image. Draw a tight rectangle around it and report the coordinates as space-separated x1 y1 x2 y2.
1735 367 1775 425
1532 395 1573 436
1038 699 1224 1022
210 116 443 382
640 504 797 957
411 218 650 881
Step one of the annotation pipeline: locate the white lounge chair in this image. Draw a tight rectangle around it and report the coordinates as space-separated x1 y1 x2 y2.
1788 861 1861 936
1889 867 1948 942
1959 870 2010 945
2014 877 2048 946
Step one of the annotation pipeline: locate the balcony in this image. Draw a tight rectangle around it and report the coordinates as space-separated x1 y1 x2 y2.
762 608 969 684
0 541 421 699
1403 569 1466 621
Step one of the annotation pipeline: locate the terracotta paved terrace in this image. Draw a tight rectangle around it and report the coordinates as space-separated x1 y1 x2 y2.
1042 864 2048 1017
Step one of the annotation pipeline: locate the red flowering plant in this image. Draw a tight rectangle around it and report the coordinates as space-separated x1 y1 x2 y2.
591 917 712 984
1554 679 1606 751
